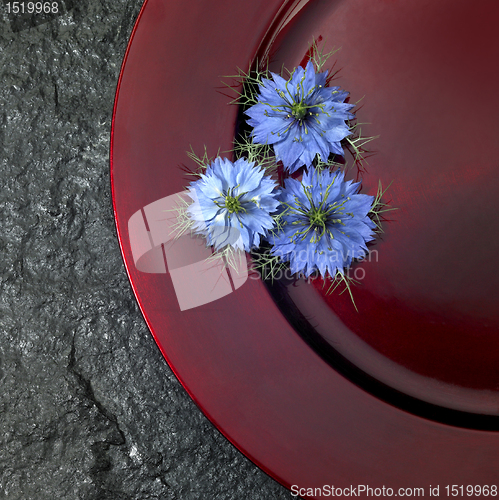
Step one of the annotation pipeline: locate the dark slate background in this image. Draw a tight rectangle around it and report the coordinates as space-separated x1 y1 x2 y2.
0 1 297 498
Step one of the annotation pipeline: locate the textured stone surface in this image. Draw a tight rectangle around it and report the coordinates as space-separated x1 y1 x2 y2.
0 2 296 498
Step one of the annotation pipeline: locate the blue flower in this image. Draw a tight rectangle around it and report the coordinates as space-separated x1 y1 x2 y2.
187 157 280 252
246 61 354 173
269 168 375 277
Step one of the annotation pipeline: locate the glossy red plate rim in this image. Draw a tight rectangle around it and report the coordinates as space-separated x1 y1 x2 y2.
109 0 309 486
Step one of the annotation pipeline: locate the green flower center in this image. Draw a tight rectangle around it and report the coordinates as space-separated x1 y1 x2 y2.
285 180 351 244
309 206 329 228
225 195 243 214
291 101 308 120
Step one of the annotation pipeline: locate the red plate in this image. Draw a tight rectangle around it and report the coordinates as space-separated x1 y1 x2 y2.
111 0 499 496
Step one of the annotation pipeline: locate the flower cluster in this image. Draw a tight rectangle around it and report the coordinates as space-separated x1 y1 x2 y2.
180 43 389 299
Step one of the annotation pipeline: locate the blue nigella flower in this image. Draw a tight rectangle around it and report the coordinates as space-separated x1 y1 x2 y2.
187 157 280 252
246 61 354 173
269 168 376 277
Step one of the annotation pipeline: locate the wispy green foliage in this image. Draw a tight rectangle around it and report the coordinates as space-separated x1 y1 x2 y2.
248 209 288 281
308 37 340 73
326 271 359 311
345 120 379 174
232 133 278 175
222 60 270 108
184 145 219 177
369 180 396 232
166 193 194 240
